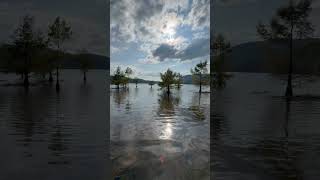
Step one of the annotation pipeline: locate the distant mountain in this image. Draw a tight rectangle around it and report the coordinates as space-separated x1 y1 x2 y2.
109 75 196 84
182 75 193 84
219 38 320 74
0 44 109 70
61 53 109 69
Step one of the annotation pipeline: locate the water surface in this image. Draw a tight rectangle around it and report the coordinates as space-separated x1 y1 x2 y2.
212 72 320 180
111 84 210 180
0 70 108 180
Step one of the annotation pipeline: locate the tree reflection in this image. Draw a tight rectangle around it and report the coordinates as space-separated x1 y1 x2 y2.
112 89 129 108
189 93 206 121
157 90 180 116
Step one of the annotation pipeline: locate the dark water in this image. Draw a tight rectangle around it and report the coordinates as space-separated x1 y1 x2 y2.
111 84 210 180
0 70 108 180
212 72 320 180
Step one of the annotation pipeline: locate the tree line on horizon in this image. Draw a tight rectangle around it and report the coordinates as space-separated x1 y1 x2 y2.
111 58 229 94
0 15 92 91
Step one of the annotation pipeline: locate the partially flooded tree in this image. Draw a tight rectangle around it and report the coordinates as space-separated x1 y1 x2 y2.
112 66 124 89
159 69 177 94
212 34 232 89
10 15 47 88
148 81 155 88
48 16 72 91
124 67 133 88
175 73 183 89
134 78 139 88
256 0 314 97
191 61 208 93
78 49 92 83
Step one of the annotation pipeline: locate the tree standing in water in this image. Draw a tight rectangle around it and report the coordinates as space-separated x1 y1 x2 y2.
212 34 232 89
159 69 177 94
124 67 133 88
10 15 47 89
78 49 92 83
48 16 72 91
148 81 155 88
191 61 208 93
256 0 314 97
134 78 139 88
175 73 183 89
112 66 124 89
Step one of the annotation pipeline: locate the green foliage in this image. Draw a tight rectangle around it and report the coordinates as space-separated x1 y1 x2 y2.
8 15 48 84
48 16 72 69
256 0 314 40
175 73 183 89
191 61 209 93
48 16 72 49
111 66 135 88
211 34 232 89
112 66 125 88
159 69 178 93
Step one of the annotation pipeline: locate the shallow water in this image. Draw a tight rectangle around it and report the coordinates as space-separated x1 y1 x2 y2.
212 72 320 180
0 70 109 180
110 84 210 180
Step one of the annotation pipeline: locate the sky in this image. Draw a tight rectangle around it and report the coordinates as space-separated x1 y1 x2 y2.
214 0 320 46
0 0 107 56
110 0 210 81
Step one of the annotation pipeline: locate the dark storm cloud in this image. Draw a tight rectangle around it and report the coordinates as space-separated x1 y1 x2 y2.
152 44 177 61
0 0 107 56
176 38 209 61
152 38 209 61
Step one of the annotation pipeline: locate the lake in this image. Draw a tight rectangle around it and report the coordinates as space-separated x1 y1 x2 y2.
0 70 109 180
212 72 320 180
110 83 210 179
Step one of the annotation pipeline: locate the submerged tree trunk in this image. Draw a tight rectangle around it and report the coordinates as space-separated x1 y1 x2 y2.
83 71 87 82
199 73 202 93
285 24 293 97
49 71 53 83
24 56 29 89
167 85 170 94
56 67 60 91
24 71 29 88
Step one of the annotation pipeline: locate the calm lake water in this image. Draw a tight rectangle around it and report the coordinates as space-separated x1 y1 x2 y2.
212 72 320 180
0 70 109 180
110 84 210 180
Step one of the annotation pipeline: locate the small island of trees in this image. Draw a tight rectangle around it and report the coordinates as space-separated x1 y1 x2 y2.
0 15 98 91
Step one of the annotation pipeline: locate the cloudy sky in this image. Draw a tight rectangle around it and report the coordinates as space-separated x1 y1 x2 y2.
0 0 107 56
214 0 320 46
111 0 210 81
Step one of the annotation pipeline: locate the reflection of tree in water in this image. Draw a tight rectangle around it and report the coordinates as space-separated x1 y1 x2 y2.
112 89 129 108
157 91 180 116
246 98 303 179
189 93 206 121
48 95 70 164
7 87 52 154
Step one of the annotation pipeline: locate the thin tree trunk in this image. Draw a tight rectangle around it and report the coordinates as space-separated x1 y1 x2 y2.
199 73 202 93
24 71 29 88
83 71 87 82
24 56 29 88
49 71 53 83
167 85 170 94
285 24 293 97
56 67 60 91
